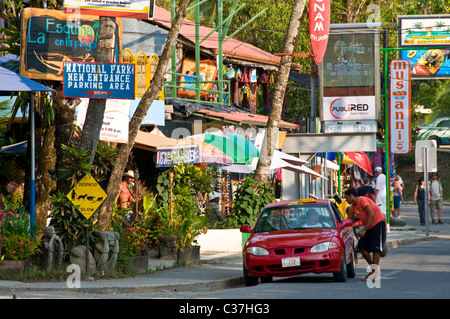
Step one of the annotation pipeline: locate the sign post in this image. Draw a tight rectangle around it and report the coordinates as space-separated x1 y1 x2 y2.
67 174 108 277
415 140 438 237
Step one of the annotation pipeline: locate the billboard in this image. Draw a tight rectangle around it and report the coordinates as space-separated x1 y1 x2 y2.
20 8 122 81
64 0 155 20
398 15 450 79
320 23 381 131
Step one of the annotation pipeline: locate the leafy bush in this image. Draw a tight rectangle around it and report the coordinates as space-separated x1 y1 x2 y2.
232 174 275 226
1 235 40 260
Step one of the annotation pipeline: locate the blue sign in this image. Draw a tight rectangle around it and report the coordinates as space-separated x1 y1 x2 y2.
400 49 450 79
63 62 135 99
156 145 200 167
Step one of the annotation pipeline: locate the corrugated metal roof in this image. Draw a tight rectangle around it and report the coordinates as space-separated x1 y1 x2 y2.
194 109 300 129
151 6 301 71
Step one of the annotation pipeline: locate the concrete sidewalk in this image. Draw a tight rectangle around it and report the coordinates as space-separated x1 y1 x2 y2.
0 204 448 294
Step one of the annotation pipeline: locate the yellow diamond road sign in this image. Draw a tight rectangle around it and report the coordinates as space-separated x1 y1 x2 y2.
67 174 108 220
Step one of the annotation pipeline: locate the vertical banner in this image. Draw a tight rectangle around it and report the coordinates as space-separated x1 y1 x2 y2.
309 0 331 65
390 60 411 154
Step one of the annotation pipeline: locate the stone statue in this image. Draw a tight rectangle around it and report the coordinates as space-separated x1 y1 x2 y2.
93 231 120 271
69 245 96 276
42 226 64 272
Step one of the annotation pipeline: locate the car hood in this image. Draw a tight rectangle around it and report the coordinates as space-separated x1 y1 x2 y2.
247 229 338 249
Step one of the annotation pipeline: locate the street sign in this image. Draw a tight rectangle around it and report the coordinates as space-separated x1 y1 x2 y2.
67 174 108 220
63 62 135 99
415 140 437 173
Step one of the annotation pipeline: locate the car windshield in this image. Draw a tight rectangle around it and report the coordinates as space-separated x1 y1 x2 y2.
253 204 336 233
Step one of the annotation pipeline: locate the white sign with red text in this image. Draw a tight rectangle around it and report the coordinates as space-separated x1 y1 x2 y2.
322 96 376 121
390 59 411 154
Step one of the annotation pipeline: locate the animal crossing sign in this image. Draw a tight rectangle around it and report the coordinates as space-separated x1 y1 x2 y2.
67 174 108 220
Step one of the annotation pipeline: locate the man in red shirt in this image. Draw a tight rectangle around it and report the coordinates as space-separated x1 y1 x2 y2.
344 187 386 281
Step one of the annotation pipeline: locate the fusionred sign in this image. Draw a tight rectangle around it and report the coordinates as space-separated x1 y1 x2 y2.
309 0 331 65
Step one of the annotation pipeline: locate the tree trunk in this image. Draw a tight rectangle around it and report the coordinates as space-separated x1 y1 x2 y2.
253 0 307 186
97 0 191 229
77 16 117 164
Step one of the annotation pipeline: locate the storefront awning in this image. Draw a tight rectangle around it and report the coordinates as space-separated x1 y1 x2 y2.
194 109 300 130
134 130 177 152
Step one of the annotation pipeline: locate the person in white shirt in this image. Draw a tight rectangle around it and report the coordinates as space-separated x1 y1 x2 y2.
374 167 387 216
428 173 443 224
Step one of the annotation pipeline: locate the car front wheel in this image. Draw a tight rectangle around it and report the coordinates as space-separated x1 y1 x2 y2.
333 253 348 282
243 265 259 286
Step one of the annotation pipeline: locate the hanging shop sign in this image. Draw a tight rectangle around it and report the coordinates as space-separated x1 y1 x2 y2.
309 0 331 65
63 0 155 20
20 8 122 81
156 145 200 167
398 15 450 79
389 59 411 154
63 61 135 99
320 23 382 132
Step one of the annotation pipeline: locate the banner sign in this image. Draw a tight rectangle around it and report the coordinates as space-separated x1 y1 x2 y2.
156 145 200 167
20 8 122 81
63 61 135 99
309 0 330 65
63 0 155 20
398 15 450 79
390 60 411 154
76 98 130 143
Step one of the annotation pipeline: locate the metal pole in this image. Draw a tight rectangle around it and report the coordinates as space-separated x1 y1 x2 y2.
171 0 177 98
30 94 35 239
217 0 224 104
86 225 90 278
423 147 429 236
195 0 200 101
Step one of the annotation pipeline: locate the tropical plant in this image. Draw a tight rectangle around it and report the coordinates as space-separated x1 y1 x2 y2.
1 235 40 260
48 190 97 257
232 173 275 226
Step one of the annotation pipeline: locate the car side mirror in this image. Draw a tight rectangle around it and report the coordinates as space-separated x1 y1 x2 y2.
340 219 353 228
240 225 252 233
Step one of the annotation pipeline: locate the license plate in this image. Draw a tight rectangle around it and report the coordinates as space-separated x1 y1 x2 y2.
282 257 300 267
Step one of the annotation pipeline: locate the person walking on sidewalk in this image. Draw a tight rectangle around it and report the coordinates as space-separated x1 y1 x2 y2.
374 167 387 217
344 188 386 281
414 177 426 225
429 172 443 224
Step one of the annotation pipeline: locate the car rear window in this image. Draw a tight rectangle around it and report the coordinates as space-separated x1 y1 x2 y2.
253 204 336 233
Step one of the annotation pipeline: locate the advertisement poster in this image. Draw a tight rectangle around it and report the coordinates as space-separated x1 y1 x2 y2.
20 8 122 81
399 15 450 79
64 0 155 20
320 24 381 125
76 98 130 144
177 58 217 99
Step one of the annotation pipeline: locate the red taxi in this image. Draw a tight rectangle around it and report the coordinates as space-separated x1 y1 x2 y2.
240 198 355 286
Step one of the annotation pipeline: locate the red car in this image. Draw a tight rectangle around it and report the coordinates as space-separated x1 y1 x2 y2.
240 198 355 286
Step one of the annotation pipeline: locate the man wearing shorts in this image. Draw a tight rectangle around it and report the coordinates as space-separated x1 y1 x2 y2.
344 188 386 281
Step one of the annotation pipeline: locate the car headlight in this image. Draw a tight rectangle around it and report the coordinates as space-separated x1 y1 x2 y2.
246 246 270 256
310 242 338 253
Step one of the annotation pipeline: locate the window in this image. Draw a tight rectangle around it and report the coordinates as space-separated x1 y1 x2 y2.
253 205 336 233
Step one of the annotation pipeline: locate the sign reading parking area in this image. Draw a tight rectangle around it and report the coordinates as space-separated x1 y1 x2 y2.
67 174 108 220
63 62 135 99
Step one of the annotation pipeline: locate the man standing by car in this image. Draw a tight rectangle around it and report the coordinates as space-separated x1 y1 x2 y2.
344 188 386 281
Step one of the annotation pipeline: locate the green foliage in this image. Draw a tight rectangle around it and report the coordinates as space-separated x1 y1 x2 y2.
232 174 275 226
1 235 40 261
59 144 94 191
1 207 31 238
48 190 97 257
155 164 213 249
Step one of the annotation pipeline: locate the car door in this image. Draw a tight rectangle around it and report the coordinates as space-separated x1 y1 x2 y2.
330 202 353 259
